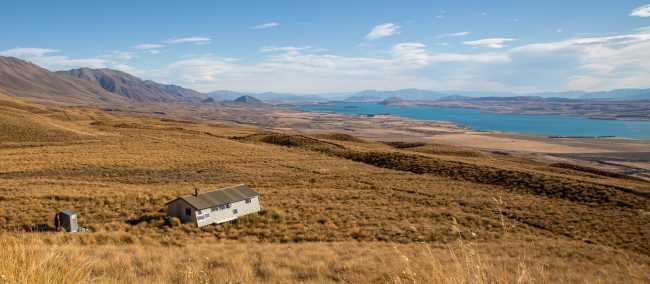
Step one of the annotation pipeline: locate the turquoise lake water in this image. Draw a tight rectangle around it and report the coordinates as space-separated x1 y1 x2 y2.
295 102 650 140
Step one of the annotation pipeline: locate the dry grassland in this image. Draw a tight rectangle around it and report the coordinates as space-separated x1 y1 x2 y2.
1 95 649 283
1 236 648 284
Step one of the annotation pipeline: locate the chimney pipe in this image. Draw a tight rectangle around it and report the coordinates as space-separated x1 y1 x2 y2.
194 187 198 196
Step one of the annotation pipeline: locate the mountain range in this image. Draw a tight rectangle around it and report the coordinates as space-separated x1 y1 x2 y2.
0 56 208 106
59 68 206 103
1 56 649 106
207 90 334 104
0 56 126 105
344 89 650 102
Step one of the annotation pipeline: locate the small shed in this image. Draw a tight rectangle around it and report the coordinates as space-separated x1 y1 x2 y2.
55 210 79 232
166 184 261 227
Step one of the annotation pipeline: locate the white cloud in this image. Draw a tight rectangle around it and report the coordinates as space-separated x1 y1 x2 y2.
150 30 650 93
149 42 511 93
259 46 312 55
112 64 145 77
437 32 470 38
631 4 650 17
101 51 134 61
0 47 59 57
510 30 650 91
166 37 211 45
392 42 510 66
365 23 400 40
463 38 516 49
251 22 280 29
567 75 599 90
511 33 650 53
7 27 650 93
1 47 107 69
133 43 165 50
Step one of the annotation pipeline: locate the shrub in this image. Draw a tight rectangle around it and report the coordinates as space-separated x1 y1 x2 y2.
166 217 181 227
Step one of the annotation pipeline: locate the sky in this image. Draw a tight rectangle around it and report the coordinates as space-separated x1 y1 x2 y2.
1 1 650 94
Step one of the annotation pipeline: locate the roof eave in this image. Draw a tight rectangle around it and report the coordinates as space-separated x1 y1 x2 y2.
165 197 200 210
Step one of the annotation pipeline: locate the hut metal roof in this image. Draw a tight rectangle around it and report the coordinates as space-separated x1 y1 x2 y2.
169 185 259 210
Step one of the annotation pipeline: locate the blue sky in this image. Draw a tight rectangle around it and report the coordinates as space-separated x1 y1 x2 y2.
2 1 650 93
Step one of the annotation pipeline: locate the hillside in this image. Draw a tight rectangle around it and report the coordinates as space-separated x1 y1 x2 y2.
60 68 207 103
0 96 648 282
232 95 264 104
0 56 126 105
0 91 110 143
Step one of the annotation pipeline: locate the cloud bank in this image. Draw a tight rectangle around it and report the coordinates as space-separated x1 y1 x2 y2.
3 27 650 93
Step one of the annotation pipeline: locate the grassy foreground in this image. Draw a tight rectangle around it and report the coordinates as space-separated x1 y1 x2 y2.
1 236 648 284
1 94 650 283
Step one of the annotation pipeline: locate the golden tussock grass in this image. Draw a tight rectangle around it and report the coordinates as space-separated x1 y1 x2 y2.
1 236 648 284
1 98 650 282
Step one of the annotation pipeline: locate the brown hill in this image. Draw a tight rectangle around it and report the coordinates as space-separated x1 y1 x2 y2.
232 95 264 104
0 56 126 106
0 98 649 282
0 91 101 143
59 68 207 103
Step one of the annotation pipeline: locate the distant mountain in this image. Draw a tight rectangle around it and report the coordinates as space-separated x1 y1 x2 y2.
208 90 249 101
528 91 586 99
59 68 206 103
202 97 217 103
256 92 330 103
438 95 473 101
346 89 450 102
579 89 650 100
232 95 264 104
208 90 332 104
441 91 516 98
471 96 546 102
345 88 650 102
0 56 126 105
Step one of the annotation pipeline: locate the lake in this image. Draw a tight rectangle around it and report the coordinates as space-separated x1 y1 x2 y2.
294 102 650 140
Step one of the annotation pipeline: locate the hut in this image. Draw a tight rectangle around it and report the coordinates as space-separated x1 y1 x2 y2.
55 210 79 232
166 184 261 227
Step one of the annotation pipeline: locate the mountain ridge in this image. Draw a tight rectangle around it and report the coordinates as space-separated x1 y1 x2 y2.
0 56 127 105
2 56 649 106
59 68 206 103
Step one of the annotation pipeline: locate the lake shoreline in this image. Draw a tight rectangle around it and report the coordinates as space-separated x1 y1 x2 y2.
293 102 650 140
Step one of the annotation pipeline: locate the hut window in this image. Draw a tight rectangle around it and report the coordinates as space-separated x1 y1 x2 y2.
185 208 191 216
233 209 238 214
245 198 251 204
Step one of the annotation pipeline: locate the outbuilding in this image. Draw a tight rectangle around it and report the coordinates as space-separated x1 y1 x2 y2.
166 184 261 227
55 210 79 232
